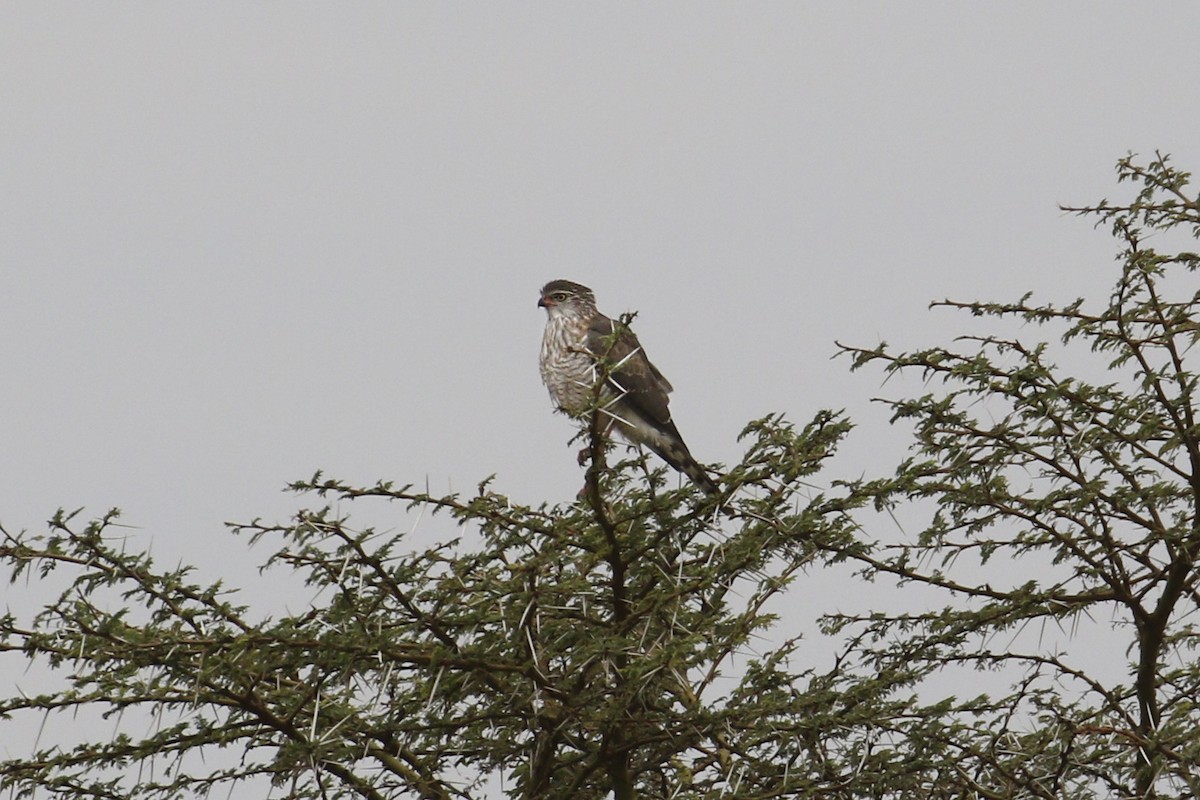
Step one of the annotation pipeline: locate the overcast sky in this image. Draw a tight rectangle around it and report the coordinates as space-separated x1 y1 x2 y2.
3 2 1199 695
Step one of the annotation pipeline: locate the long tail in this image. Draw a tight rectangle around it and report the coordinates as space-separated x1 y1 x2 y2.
610 412 721 495
653 438 720 496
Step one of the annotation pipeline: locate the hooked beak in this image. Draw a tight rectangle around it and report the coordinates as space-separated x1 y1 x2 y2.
537 296 551 308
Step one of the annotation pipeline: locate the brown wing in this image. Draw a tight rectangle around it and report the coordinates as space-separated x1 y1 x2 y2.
587 314 674 426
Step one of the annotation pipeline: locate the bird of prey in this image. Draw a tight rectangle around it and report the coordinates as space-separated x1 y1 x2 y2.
538 279 718 495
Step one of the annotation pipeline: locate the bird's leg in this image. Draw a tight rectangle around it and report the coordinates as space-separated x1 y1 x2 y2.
577 415 615 466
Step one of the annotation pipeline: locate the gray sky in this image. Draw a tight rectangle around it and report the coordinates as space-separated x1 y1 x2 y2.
2 0 1199 729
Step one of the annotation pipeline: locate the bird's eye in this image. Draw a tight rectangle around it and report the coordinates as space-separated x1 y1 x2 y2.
552 292 569 301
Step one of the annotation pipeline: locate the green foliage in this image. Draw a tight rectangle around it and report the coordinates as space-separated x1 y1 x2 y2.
835 152 1200 798
2 154 1199 798
2 413 888 799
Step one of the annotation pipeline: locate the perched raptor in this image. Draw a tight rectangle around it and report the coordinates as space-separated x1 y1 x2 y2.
538 279 719 495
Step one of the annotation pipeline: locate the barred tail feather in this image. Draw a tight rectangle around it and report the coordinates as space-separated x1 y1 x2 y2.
656 441 720 496
612 413 720 495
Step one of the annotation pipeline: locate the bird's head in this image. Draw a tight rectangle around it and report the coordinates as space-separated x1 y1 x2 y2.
538 280 597 320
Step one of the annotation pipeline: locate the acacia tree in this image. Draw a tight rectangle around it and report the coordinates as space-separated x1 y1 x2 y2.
2 154 1199 799
0 404 885 799
832 152 1200 798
